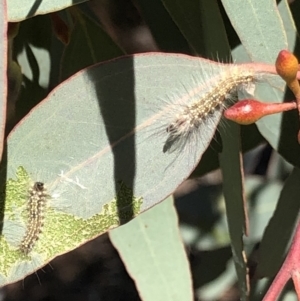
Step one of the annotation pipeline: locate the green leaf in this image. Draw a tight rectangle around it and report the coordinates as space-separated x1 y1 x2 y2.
0 53 281 285
257 168 300 278
110 197 193 301
60 11 124 81
221 0 288 63
7 0 87 22
219 120 249 300
0 167 142 286
245 177 283 242
161 0 229 58
13 15 53 122
136 0 191 54
253 2 299 169
5 54 233 218
224 0 300 170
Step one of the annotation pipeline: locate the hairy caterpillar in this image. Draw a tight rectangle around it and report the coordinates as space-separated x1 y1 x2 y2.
161 65 257 152
19 182 48 254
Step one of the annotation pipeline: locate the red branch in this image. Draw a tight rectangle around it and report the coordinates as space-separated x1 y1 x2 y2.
263 215 300 301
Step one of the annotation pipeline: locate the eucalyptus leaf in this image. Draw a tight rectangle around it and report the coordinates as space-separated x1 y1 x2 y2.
219 120 249 300
0 53 280 286
223 0 300 169
110 197 193 301
8 0 87 22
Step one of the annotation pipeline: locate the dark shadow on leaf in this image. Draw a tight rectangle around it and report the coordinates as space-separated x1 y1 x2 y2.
87 57 136 224
25 0 43 19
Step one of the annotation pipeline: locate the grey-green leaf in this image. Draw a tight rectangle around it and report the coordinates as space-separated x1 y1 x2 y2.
110 197 193 301
219 120 249 300
0 53 279 285
224 0 300 169
257 168 300 278
8 0 87 22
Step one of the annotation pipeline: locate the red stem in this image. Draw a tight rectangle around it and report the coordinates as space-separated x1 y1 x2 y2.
292 271 300 297
243 62 300 143
263 215 300 301
243 62 300 80
262 101 297 115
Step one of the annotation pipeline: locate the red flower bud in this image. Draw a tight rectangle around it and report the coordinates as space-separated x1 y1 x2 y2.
224 99 297 125
276 50 300 100
276 50 299 83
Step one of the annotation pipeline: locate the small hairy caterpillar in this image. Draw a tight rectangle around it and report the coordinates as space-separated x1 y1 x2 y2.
162 65 257 152
19 182 48 254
